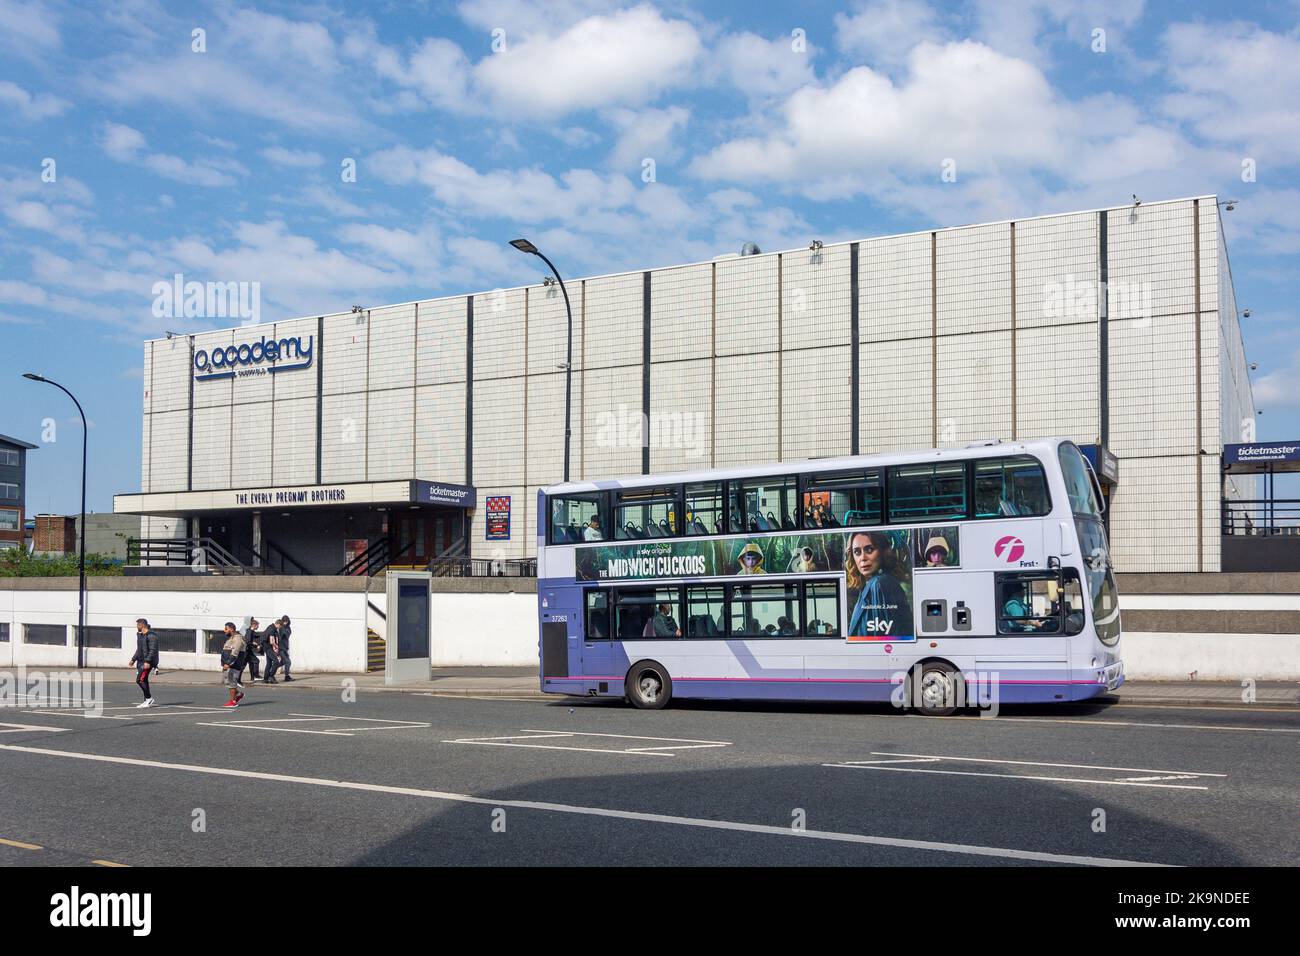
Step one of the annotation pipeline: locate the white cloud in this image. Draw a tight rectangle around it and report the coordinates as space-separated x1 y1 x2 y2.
473 5 703 115
0 80 70 119
605 106 689 169
0 0 60 55
835 0 945 68
100 122 239 187
1161 22 1300 163
261 146 325 168
712 31 818 96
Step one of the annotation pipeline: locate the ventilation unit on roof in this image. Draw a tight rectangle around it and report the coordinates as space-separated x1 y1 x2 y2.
965 438 1005 448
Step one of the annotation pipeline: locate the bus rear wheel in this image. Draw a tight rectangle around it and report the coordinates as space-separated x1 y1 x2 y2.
915 662 962 717
626 662 672 710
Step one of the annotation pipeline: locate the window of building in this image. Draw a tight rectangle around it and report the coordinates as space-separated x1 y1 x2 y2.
996 573 1062 635
0 483 18 501
24 623 67 645
804 582 841 637
974 456 1050 518
728 583 800 637
204 629 231 654
584 590 610 641
684 482 724 536
614 587 683 639
804 470 882 528
0 449 18 467
0 509 19 532
0 622 9 642
733 476 798 533
154 628 198 653
685 585 725 637
78 626 124 649
887 463 967 522
549 494 606 545
614 486 678 540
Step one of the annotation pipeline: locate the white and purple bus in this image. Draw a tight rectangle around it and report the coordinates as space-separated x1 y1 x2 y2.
537 438 1122 716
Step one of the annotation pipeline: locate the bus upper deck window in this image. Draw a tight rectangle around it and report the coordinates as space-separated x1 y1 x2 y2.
804 470 881 528
734 477 798 533
550 494 606 545
887 463 966 523
975 456 1050 518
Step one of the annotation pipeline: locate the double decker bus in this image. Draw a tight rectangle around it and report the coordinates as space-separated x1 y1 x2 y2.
537 438 1122 716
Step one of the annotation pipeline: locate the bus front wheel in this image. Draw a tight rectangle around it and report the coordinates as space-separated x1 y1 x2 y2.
915 662 962 717
626 662 672 710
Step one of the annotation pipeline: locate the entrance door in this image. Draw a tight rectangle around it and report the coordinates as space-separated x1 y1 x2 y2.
395 511 461 565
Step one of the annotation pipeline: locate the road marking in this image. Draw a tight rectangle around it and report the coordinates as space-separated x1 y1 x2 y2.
445 729 733 757
826 752 1223 791
0 742 1171 867
947 714 1300 734
91 859 128 867
0 837 42 850
851 752 1228 777
0 722 71 734
198 713 431 737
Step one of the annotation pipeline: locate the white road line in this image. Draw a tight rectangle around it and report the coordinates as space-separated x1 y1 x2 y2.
0 742 1172 867
522 728 731 745
194 723 354 736
444 739 677 757
825 764 1211 791
865 752 1226 777
288 713 430 725
842 758 943 766
0 722 70 734
949 714 1300 734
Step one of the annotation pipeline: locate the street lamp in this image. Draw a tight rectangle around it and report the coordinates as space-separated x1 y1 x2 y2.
509 238 574 482
23 373 88 669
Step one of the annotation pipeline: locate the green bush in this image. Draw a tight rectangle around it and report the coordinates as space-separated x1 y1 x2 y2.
0 550 123 577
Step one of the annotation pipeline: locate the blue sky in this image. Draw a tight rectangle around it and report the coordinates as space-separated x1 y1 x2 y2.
1 0 1298 514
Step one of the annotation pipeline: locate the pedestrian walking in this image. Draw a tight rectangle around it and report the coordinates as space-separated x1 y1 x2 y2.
219 622 246 708
278 616 294 681
241 617 263 683
128 618 159 708
262 618 281 683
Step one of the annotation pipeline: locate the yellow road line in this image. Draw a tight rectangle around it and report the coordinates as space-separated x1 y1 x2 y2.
0 837 42 850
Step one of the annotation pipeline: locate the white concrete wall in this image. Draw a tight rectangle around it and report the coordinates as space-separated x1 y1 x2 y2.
0 585 540 672
1122 633 1297 681
0 587 370 673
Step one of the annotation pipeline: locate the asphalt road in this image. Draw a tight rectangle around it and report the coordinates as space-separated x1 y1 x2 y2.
0 681 1296 867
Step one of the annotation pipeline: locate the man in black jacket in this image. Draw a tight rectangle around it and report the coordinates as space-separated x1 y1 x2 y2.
261 619 281 683
241 617 262 682
128 618 159 708
277 616 293 681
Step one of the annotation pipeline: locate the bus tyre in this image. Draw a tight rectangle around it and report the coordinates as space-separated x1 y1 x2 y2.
916 662 962 717
626 662 672 710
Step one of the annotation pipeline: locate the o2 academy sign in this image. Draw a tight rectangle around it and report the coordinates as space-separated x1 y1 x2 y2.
194 334 314 382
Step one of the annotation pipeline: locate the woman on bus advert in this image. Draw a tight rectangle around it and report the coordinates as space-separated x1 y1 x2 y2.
845 530 915 640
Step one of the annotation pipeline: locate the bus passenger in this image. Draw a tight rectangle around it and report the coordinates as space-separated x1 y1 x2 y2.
845 531 914 639
584 514 603 541
652 603 681 637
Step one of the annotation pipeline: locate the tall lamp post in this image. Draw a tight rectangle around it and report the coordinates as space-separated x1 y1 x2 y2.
23 373 88 669
509 239 574 482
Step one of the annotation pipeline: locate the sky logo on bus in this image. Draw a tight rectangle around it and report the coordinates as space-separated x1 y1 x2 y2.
994 535 1025 563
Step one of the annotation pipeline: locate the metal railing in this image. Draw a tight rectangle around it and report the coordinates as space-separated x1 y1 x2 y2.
126 537 251 573
1222 498 1300 536
428 557 537 577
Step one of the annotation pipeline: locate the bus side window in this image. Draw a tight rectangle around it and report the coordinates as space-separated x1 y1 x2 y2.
585 590 610 640
996 573 1062 635
1061 568 1085 636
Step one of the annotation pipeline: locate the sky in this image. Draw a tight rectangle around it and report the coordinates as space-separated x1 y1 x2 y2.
1 0 1298 515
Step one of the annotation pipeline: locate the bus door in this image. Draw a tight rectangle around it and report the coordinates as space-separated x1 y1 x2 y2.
992 570 1075 689
581 588 613 678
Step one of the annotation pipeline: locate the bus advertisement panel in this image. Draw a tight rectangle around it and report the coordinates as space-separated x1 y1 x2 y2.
574 527 956 642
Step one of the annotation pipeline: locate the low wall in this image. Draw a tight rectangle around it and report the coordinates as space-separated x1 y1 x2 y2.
0 574 1293 678
0 576 537 673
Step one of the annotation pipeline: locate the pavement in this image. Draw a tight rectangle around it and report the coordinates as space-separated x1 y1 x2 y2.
87 666 1300 708
0 678 1296 867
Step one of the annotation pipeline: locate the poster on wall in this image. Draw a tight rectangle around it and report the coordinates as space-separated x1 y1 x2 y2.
344 538 368 572
574 528 917 642
486 496 511 540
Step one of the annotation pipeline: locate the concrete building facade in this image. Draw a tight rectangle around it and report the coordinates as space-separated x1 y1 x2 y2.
115 196 1255 574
